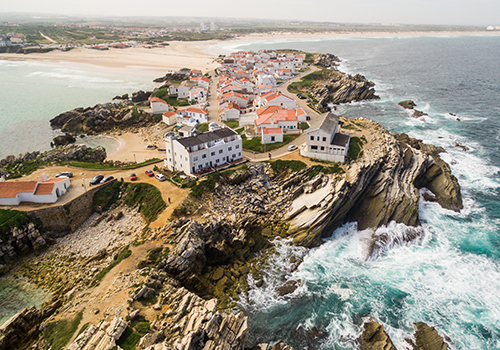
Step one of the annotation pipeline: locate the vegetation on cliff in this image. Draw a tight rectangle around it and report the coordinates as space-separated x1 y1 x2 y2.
93 181 166 223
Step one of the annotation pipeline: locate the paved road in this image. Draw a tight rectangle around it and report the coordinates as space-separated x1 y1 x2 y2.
206 70 220 124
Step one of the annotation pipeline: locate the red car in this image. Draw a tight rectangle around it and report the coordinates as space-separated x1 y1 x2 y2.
130 173 137 181
145 170 154 177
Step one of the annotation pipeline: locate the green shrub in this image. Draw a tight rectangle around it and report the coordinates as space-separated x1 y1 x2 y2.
269 160 307 173
117 326 141 350
44 310 84 350
196 123 209 132
348 136 364 160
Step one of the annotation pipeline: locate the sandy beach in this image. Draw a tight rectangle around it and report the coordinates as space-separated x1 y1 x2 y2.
1 30 498 72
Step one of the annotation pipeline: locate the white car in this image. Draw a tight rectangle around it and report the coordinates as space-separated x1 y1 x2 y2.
288 145 298 151
155 174 167 182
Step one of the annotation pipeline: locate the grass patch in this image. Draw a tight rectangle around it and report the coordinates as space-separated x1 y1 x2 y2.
124 183 166 222
94 246 132 282
235 127 244 134
242 134 300 153
288 69 331 90
93 182 166 222
44 310 84 350
196 123 209 132
117 326 141 350
306 164 345 179
190 172 222 197
68 158 161 170
223 120 239 129
268 159 307 173
348 136 364 161
0 209 30 240
299 122 310 130
1 159 50 179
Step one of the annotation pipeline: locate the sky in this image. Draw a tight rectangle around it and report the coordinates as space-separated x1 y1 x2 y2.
2 0 499 26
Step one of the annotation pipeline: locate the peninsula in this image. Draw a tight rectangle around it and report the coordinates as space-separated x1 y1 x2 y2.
0 49 461 350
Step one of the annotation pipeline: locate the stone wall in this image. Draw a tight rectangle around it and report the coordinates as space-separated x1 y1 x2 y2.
28 180 116 233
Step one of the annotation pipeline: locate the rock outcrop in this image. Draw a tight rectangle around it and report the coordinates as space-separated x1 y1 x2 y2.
0 300 62 350
49 100 156 134
315 73 379 111
153 72 190 84
0 144 106 179
52 133 76 147
361 320 449 350
284 118 462 247
398 100 428 118
0 222 49 275
360 321 397 350
313 53 341 68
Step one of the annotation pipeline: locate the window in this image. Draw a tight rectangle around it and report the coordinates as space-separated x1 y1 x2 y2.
322 137 326 142
238 152 241 156
236 145 240 149
202 154 207 159
271 136 275 141
211 152 215 156
321 146 325 151
216 159 219 163
168 149 170 153
193 156 198 161
311 145 318 150
219 149 223 154
233 154 236 158
310 136 314 141
222 157 226 161
317 137 320 141
228 147 232 151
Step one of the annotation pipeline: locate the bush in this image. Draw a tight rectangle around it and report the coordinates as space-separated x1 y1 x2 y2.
348 136 364 160
44 310 84 350
269 160 307 173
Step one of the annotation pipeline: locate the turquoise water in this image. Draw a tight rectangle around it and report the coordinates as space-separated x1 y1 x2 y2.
0 59 162 159
0 58 164 325
233 35 500 349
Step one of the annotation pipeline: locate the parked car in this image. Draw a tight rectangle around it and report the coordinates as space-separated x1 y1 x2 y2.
145 145 157 149
145 170 154 177
206 102 210 107
297 94 306 100
288 145 298 151
56 171 73 178
155 174 166 182
89 174 104 185
130 173 137 181
100 175 114 184
306 99 311 103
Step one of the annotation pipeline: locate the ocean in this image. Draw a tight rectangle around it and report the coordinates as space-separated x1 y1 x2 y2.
226 35 500 349
0 59 163 159
1 35 500 349
0 58 164 324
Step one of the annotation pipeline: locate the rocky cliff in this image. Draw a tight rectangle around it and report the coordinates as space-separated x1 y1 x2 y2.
284 117 462 248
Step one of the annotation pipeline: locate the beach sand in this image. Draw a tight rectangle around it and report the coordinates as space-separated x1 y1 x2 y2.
1 30 498 72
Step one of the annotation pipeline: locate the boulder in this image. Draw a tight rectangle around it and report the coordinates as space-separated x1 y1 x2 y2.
360 321 397 350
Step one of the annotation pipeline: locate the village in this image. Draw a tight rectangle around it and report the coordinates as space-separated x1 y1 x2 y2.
0 49 351 207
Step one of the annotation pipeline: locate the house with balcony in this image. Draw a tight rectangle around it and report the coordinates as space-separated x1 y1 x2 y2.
300 112 350 163
164 127 243 176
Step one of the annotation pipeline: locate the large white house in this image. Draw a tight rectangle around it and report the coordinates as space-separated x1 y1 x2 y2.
301 112 350 163
164 128 243 176
177 107 208 125
0 177 70 206
254 92 297 109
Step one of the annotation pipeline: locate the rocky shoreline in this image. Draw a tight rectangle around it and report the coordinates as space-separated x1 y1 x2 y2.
0 52 462 350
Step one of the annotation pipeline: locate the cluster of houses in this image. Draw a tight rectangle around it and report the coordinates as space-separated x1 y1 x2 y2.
216 50 310 145
0 33 24 47
156 50 351 177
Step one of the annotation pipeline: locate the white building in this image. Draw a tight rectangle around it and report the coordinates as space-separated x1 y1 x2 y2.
177 107 208 125
261 128 283 144
0 177 70 206
162 111 180 125
300 112 350 163
254 92 297 109
150 97 171 114
220 102 241 121
164 128 243 176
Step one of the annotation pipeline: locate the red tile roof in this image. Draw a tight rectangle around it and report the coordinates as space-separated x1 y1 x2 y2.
0 181 37 198
34 183 55 196
150 97 169 105
255 108 298 126
163 111 177 117
262 128 283 135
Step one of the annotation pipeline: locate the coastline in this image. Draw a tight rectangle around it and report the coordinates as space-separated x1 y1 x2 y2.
1 30 499 71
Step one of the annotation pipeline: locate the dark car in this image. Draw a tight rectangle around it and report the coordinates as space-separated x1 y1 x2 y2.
130 173 137 181
145 170 154 177
90 174 104 185
56 171 73 178
100 175 114 184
